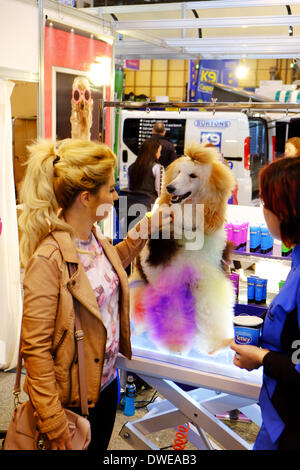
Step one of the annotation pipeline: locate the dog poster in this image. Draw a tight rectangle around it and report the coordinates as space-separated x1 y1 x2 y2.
55 70 103 141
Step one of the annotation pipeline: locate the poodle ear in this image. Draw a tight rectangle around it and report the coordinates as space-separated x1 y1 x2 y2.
204 162 236 233
210 160 236 200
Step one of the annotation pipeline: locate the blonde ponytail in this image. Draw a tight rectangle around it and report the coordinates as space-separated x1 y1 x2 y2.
19 140 71 266
19 138 116 267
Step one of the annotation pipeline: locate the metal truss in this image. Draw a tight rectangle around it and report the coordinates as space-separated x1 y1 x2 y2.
83 1 300 60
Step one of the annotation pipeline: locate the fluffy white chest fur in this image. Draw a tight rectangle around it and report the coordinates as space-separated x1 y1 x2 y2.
131 227 235 355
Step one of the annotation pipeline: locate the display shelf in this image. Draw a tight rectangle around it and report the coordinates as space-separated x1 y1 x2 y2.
235 278 276 309
232 240 292 265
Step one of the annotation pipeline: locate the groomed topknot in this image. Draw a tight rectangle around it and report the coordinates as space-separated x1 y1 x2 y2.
184 142 220 165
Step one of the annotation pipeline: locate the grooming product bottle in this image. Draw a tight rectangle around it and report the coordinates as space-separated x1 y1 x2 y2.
224 223 233 242
281 242 291 257
260 225 273 253
250 226 261 252
262 279 268 304
260 225 269 253
241 222 249 248
247 276 259 304
255 278 265 305
124 375 136 417
231 223 242 249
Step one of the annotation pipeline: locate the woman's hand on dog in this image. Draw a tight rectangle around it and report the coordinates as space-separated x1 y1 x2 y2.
127 206 173 241
230 340 270 371
149 205 174 235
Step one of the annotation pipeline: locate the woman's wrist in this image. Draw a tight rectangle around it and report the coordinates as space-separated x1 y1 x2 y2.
258 348 270 364
127 215 151 240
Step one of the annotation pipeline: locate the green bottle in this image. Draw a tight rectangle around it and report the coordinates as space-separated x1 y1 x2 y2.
281 242 291 257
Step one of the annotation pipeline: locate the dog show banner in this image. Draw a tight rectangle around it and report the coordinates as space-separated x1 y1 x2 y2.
191 60 239 102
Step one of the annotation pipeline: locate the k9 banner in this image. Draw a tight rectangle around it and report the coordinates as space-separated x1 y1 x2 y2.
190 60 239 102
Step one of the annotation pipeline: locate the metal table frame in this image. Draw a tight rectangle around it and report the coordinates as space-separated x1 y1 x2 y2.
116 354 262 451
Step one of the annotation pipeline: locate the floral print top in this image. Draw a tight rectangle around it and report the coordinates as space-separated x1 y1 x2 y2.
76 233 120 390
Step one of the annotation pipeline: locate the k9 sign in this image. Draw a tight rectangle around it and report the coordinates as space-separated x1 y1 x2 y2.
200 131 222 151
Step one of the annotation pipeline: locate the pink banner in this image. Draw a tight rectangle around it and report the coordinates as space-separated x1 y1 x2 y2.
125 59 140 71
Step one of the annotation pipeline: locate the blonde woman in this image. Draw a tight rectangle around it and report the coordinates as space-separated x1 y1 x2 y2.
19 139 171 451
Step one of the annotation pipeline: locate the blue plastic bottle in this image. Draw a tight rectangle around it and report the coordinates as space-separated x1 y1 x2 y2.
260 225 269 254
124 375 136 416
247 276 256 304
262 279 268 304
250 226 261 252
255 278 265 304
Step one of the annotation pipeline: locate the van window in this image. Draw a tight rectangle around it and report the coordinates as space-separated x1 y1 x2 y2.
275 121 288 157
123 118 186 157
248 117 268 200
288 118 300 140
123 118 140 156
273 118 300 158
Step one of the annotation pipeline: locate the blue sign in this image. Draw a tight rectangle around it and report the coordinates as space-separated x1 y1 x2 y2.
192 60 239 102
200 131 222 151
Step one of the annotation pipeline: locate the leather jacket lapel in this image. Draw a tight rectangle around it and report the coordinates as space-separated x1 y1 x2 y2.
67 262 102 321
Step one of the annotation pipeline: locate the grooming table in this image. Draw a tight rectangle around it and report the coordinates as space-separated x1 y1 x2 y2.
116 342 262 451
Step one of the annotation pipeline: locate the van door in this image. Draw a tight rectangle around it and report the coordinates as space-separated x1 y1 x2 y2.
248 117 269 202
118 111 186 189
185 112 251 205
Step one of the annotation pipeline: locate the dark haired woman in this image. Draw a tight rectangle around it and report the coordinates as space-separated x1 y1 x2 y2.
125 140 162 231
129 139 162 204
231 156 300 450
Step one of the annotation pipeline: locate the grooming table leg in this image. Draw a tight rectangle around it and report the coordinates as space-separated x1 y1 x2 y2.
137 374 252 450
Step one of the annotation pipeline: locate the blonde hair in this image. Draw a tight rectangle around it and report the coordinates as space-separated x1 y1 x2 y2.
19 138 116 266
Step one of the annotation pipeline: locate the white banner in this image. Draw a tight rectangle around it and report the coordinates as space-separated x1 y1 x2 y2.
0 79 22 369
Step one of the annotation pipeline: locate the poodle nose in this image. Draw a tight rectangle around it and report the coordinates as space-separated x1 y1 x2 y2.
167 184 175 194
80 102 84 110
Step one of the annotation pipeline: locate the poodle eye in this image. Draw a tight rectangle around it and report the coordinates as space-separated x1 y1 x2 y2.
189 173 197 178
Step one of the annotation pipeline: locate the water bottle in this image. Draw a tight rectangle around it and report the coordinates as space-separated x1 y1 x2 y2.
124 375 136 416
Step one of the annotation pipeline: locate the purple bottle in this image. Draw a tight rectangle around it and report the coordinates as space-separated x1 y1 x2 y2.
241 222 249 248
225 223 233 242
232 223 242 250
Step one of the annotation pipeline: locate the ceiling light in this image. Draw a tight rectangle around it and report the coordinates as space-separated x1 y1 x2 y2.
235 62 249 79
88 57 111 86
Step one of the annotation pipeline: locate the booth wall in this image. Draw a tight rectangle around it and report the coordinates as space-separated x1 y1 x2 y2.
0 0 39 76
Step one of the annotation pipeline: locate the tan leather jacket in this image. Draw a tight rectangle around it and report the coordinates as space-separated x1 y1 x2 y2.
21 223 147 440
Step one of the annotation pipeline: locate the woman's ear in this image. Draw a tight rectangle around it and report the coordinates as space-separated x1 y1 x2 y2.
78 190 91 208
